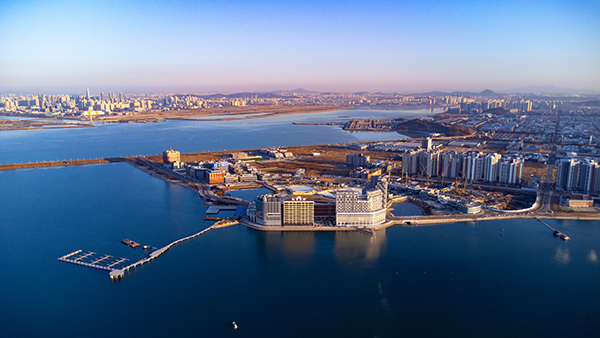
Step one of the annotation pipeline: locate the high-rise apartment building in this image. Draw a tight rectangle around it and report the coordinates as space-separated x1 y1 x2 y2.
421 137 432 151
401 149 525 186
346 153 370 167
402 149 421 175
463 152 485 181
556 158 579 191
497 157 524 185
483 153 501 182
419 150 439 177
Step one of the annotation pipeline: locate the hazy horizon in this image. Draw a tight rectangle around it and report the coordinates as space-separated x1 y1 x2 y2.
1 0 599 94
1 85 597 97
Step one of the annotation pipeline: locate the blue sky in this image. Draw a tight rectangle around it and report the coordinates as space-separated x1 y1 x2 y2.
1 0 598 94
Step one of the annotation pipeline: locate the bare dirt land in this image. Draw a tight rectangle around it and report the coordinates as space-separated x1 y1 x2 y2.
79 105 349 123
0 118 91 131
522 163 546 179
144 144 399 177
0 105 348 130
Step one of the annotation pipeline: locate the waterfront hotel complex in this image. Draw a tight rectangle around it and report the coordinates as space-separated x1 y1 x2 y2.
247 176 389 228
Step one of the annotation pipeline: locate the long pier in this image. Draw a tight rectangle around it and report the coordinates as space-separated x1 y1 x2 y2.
535 217 556 231
535 218 571 240
57 219 235 281
109 225 216 280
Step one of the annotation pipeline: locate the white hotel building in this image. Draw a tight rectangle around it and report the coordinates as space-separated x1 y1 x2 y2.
335 189 387 227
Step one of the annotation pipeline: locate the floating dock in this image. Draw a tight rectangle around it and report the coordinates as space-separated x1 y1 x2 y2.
57 250 129 272
59 225 220 281
206 205 238 214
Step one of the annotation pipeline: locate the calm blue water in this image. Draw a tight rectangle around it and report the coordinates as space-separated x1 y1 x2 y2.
1 107 599 337
1 164 599 337
0 108 440 164
390 201 424 216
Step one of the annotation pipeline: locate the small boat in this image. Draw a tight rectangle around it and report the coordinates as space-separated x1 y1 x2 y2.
121 238 140 248
232 321 238 330
142 245 153 250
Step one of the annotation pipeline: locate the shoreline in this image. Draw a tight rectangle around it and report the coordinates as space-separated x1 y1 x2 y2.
0 104 450 130
0 105 349 130
240 212 598 233
1 142 598 224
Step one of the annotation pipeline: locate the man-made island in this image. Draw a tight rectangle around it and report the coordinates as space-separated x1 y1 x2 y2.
3 139 598 227
4 136 594 280
138 144 598 229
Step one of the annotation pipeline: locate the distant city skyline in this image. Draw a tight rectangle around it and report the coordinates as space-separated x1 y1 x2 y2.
1 0 599 94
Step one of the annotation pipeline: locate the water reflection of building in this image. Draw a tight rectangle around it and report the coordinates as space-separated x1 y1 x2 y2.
283 232 315 256
555 246 571 264
259 231 315 257
334 229 386 261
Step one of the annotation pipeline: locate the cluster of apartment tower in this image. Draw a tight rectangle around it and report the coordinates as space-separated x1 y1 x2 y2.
248 176 388 227
402 146 524 185
556 158 600 193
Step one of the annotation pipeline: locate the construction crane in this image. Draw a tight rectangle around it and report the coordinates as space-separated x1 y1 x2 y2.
405 158 409 185
440 162 451 185
420 162 431 188
404 156 411 185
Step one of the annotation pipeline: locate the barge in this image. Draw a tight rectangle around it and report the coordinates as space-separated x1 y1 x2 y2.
121 238 140 248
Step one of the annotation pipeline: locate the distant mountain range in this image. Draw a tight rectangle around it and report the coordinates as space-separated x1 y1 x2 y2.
502 85 594 95
191 92 295 99
415 89 503 98
190 87 597 99
4 86 596 97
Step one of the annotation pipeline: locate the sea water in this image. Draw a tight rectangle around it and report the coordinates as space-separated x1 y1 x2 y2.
1 164 599 337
